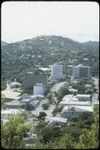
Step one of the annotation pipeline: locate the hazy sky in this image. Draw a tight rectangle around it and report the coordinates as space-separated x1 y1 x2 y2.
1 1 99 43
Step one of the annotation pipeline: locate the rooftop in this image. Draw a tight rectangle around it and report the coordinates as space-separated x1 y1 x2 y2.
39 67 51 71
6 100 21 106
31 95 45 99
62 105 93 113
69 88 78 92
48 117 67 123
21 98 31 103
10 81 21 87
1 89 21 100
76 94 91 98
1 108 25 116
60 100 91 106
60 95 91 106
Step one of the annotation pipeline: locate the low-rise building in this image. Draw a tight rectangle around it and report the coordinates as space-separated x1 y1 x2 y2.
69 88 78 94
59 95 91 107
1 89 22 101
9 81 21 88
1 108 25 123
20 97 40 110
5 100 21 109
48 117 67 126
61 105 93 119
60 100 91 107
84 84 92 88
76 94 91 101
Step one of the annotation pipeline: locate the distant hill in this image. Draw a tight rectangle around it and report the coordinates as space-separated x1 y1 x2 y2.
1 41 8 47
1 35 99 89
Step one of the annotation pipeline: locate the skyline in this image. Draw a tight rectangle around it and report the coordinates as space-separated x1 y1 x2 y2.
2 1 99 43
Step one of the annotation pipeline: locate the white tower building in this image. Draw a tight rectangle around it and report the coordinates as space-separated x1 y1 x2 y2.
51 64 63 81
33 83 44 95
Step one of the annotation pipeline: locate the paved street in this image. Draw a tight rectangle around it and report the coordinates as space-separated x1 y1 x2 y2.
31 98 56 119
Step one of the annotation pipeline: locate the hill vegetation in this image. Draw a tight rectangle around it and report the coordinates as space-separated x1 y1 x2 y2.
1 35 99 89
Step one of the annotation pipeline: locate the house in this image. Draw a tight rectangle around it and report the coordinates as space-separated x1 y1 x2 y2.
5 100 21 109
59 95 91 107
61 105 93 119
76 94 91 101
1 89 22 101
48 117 67 126
20 97 40 110
1 108 25 124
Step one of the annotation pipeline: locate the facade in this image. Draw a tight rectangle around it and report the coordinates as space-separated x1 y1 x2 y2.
61 105 93 119
71 64 91 82
51 64 63 81
23 72 47 89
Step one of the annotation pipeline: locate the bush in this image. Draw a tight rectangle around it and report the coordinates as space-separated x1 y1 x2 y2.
52 106 63 116
38 112 47 120
42 103 49 110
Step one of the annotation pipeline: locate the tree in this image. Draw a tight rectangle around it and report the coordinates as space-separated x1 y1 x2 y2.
38 124 62 143
38 112 47 120
1 95 6 109
75 104 99 149
52 106 63 116
42 103 49 110
75 124 99 149
1 113 30 149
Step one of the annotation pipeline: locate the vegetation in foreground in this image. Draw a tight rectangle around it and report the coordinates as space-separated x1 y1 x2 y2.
1 104 99 149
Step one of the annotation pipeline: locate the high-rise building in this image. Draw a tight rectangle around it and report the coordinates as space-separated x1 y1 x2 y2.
71 64 91 82
23 72 47 89
51 63 63 81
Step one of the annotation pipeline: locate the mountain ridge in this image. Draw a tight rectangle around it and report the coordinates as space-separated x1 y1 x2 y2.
2 35 99 45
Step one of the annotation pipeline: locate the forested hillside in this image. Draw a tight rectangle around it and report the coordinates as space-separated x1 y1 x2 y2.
1 36 99 89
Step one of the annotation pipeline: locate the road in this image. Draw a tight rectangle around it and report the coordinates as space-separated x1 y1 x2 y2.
31 98 56 119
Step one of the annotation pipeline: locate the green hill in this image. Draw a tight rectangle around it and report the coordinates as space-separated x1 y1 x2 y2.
1 35 99 89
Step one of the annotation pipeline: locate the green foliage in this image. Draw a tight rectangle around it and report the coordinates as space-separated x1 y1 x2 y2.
2 36 99 89
75 124 99 149
38 112 47 120
1 95 7 109
52 106 63 116
36 124 62 143
1 113 30 149
75 105 99 149
42 103 50 110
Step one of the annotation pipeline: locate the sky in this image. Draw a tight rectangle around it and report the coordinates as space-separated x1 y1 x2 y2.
1 1 99 43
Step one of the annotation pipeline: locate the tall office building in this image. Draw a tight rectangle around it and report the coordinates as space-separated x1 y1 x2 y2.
23 72 47 89
71 64 91 82
51 63 63 81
